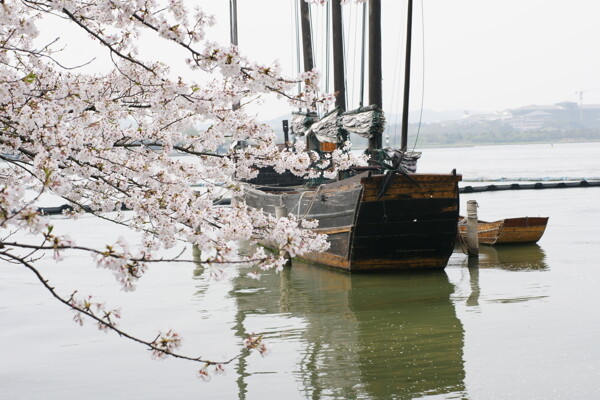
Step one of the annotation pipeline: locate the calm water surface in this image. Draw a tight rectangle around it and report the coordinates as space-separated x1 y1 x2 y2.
1 142 599 399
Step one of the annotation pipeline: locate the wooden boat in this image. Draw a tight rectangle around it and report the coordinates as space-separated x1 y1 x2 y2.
458 217 549 245
238 0 461 272
226 262 465 398
243 171 461 271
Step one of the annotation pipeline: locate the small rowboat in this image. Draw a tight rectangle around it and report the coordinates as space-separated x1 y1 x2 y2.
458 217 549 245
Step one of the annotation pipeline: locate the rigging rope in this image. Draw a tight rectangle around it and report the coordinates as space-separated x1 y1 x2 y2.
342 3 353 111
325 1 330 94
350 2 359 110
293 0 301 97
412 0 426 152
388 36 400 146
342 3 350 110
290 0 293 80
359 1 367 107
310 2 322 117
390 2 407 148
295 185 324 219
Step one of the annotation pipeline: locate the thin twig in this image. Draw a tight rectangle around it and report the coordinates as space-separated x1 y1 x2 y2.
1 251 246 366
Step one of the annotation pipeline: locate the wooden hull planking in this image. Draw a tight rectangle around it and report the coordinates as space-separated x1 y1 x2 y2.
458 217 549 245
496 217 549 244
241 172 462 272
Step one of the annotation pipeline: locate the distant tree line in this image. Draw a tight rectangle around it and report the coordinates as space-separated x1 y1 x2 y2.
269 119 600 149
346 121 600 148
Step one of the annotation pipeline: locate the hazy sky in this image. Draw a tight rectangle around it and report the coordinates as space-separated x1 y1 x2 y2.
40 1 600 120
202 0 600 119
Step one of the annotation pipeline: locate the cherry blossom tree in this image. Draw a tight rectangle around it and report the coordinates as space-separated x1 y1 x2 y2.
0 0 362 376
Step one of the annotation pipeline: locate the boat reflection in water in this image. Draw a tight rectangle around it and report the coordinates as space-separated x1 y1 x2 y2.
226 260 466 399
476 244 548 271
460 244 549 308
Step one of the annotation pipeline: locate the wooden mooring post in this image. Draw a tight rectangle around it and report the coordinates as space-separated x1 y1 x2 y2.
465 200 479 257
275 205 292 266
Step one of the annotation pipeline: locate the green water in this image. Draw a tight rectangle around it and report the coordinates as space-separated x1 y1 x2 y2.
2 143 600 399
227 263 466 400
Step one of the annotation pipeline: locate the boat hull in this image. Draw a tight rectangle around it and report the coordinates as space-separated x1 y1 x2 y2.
241 172 462 272
458 217 549 245
496 217 549 244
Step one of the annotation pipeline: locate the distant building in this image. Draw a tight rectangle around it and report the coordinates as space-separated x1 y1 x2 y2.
581 104 600 128
509 110 552 131
462 112 502 123
463 101 600 131
461 110 504 123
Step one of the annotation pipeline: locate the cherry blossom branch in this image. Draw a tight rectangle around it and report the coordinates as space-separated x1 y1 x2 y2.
0 1 333 375
60 7 155 73
0 250 260 368
1 241 269 265
112 141 226 158
0 42 97 70
127 8 314 103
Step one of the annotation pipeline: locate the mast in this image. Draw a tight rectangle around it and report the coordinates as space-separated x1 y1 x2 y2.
400 0 413 152
299 0 314 71
299 0 320 151
230 0 240 111
229 0 238 46
331 0 346 111
368 0 382 150
359 2 367 107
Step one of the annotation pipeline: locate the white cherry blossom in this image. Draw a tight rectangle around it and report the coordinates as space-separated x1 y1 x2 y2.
0 0 363 374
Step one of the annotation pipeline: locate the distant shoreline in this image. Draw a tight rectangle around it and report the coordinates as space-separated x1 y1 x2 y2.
350 138 600 150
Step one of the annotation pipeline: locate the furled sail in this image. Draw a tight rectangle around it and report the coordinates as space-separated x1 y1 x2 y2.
290 111 317 137
371 148 422 173
395 150 422 173
307 108 342 143
340 105 386 139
